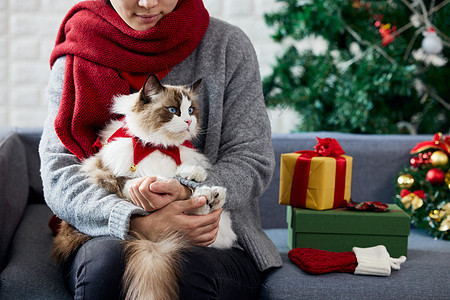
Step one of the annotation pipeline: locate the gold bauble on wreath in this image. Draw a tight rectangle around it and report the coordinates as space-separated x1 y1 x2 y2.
430 150 449 166
397 174 415 188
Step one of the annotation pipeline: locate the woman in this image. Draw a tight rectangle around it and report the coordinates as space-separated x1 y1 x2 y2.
39 0 282 299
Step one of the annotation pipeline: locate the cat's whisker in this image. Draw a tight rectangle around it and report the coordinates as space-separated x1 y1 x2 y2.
194 122 222 136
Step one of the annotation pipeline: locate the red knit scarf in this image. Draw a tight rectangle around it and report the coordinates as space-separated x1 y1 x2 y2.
50 0 209 160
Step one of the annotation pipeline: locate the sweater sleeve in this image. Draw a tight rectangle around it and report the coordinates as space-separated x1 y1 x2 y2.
39 56 147 240
200 26 275 211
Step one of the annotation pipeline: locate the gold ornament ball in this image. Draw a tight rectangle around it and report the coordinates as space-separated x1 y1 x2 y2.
430 151 448 166
397 174 415 188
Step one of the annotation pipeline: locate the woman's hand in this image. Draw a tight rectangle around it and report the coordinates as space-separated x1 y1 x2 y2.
128 177 192 212
130 196 222 247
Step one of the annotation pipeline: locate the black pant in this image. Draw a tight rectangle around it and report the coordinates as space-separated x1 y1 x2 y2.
63 236 263 299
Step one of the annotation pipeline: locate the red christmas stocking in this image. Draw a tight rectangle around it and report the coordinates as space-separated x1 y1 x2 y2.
288 248 357 274
288 246 406 276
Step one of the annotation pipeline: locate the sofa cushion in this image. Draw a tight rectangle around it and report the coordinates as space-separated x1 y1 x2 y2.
0 132 29 270
0 204 72 299
17 128 45 204
261 228 450 299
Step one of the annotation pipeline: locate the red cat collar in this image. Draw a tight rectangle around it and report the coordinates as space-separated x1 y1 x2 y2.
93 118 194 171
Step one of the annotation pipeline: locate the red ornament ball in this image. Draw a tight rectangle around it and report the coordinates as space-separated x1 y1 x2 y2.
426 168 445 185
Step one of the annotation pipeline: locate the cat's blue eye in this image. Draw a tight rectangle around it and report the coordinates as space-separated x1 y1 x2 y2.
168 107 177 114
188 107 194 115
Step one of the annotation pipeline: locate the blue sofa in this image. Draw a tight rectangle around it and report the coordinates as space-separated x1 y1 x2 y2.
0 128 449 299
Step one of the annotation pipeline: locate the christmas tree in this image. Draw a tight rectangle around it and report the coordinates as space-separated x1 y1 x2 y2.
263 0 449 134
395 133 449 240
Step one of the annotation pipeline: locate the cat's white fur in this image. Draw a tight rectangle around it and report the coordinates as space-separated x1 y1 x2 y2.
80 75 237 300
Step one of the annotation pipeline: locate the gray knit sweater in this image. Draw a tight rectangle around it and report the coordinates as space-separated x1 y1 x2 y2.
39 17 282 271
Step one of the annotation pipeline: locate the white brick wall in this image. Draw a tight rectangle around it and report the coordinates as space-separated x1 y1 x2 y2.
0 0 297 132
0 0 79 127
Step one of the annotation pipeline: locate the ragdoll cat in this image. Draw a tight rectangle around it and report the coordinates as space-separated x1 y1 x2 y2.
52 74 237 300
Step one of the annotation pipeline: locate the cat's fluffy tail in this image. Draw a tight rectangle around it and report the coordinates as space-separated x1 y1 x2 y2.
122 230 189 300
52 221 92 262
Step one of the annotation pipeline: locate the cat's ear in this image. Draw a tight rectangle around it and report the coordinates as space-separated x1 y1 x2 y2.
141 74 164 103
190 79 202 92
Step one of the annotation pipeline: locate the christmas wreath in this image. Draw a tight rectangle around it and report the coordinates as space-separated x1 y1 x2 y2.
394 132 449 240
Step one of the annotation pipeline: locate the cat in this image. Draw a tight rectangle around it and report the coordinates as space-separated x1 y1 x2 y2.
52 74 237 300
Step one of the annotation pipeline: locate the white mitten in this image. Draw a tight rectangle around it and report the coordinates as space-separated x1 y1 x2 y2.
352 245 407 276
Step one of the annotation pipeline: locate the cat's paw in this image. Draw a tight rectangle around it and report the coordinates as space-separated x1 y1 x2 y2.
209 186 227 211
191 186 227 214
176 165 207 182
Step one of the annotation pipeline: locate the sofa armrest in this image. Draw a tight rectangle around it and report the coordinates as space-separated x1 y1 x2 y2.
0 131 29 271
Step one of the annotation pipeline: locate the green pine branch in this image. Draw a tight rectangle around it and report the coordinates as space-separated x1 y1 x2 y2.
263 0 450 133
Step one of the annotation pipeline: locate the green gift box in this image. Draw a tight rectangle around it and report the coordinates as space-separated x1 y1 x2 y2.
287 204 410 257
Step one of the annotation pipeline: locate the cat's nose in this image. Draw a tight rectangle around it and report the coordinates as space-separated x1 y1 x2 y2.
185 119 192 126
